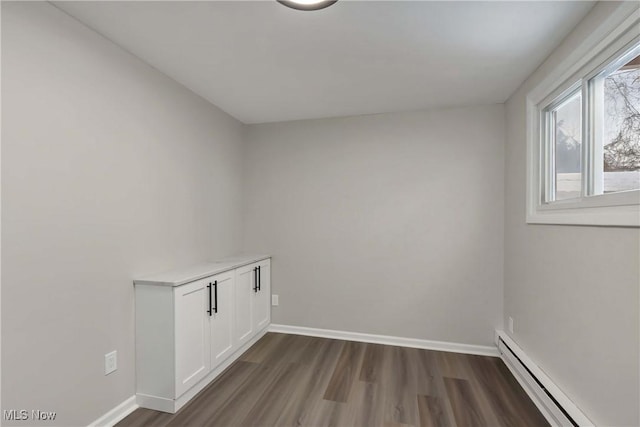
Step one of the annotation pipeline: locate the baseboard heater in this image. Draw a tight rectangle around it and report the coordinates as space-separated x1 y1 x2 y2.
496 331 593 427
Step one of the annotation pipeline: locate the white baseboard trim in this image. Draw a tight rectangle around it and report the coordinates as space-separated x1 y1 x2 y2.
269 324 499 357
135 393 174 414
88 395 138 427
495 330 593 427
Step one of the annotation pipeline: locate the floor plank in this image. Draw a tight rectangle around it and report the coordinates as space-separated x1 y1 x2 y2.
359 343 385 383
323 340 365 402
443 377 487 426
412 348 443 397
239 362 301 427
382 345 417 425
164 360 259 427
193 362 282 426
274 338 344 426
344 381 385 426
417 395 451 427
238 331 286 364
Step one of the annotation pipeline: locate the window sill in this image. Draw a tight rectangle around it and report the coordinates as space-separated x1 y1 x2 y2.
539 190 639 210
527 203 639 227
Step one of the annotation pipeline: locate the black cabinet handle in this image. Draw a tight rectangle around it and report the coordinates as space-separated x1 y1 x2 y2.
207 283 212 316
253 267 258 293
213 281 218 314
258 266 261 291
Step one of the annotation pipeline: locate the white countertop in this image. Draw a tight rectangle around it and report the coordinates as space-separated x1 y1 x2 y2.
133 254 270 287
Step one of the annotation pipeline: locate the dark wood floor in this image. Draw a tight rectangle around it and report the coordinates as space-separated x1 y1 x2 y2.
119 333 549 427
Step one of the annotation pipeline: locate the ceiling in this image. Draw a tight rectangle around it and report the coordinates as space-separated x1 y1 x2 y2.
54 1 595 124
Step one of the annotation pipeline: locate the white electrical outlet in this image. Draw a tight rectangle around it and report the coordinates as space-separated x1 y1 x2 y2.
508 317 514 334
105 351 117 375
272 294 279 306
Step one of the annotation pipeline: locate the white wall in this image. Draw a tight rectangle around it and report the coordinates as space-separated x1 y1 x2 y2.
1 2 245 425
244 105 505 346
504 2 639 426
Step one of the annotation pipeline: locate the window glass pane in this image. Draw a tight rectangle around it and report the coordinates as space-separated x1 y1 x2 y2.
603 53 640 193
553 92 582 201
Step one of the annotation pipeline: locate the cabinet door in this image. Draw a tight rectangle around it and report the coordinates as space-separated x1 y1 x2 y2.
234 264 255 347
174 279 210 398
209 271 235 367
253 259 271 332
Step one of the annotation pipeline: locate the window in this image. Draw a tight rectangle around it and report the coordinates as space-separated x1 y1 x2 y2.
526 7 640 226
544 88 582 202
597 51 640 194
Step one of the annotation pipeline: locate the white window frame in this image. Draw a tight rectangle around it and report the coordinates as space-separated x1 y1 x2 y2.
526 4 640 226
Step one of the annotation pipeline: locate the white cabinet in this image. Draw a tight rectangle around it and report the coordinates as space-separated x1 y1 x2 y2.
209 270 234 366
134 256 271 414
174 278 211 397
235 259 271 348
234 264 255 348
253 259 271 332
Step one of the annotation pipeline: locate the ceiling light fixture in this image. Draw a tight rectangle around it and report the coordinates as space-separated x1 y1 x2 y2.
277 0 338 11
